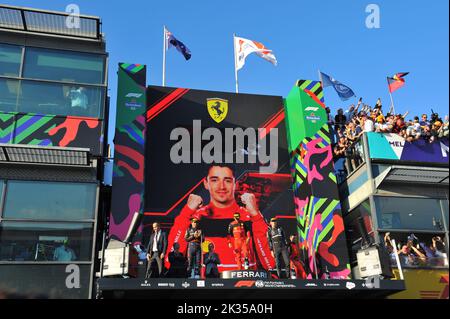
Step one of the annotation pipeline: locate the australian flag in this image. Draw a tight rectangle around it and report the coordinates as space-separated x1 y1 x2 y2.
320 71 356 101
166 28 191 61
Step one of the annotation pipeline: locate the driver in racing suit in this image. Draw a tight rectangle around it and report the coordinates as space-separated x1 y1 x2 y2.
166 164 274 273
227 212 251 270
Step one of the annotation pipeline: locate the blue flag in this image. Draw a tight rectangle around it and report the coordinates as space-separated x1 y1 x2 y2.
320 72 356 101
166 29 191 61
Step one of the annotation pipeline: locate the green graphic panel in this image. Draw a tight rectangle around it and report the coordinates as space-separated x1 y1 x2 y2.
284 83 327 152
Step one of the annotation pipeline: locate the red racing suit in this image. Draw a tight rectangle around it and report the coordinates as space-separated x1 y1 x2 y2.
227 220 250 270
166 201 274 272
289 242 307 279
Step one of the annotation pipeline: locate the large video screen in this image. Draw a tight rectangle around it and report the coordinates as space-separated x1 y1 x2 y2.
142 86 301 280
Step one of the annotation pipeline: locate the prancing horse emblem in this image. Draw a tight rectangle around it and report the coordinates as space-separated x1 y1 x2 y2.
207 98 228 123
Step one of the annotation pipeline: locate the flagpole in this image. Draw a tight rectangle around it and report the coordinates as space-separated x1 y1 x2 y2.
387 77 395 114
318 69 323 88
162 25 167 87
233 33 239 94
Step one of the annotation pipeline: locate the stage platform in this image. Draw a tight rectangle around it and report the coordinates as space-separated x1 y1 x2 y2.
96 278 405 299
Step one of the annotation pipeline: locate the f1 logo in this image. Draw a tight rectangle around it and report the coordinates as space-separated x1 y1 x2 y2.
234 281 255 288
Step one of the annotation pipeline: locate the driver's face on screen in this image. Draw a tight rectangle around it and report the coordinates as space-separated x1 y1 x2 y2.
205 166 235 205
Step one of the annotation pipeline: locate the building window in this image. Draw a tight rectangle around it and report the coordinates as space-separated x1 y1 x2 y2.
3 181 96 220
0 221 93 262
442 199 449 228
0 43 22 77
23 47 105 85
0 264 91 298
381 231 448 269
18 80 104 118
0 78 20 113
0 180 4 211
375 196 446 232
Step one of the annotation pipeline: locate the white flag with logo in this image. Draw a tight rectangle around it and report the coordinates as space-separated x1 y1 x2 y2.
234 36 277 71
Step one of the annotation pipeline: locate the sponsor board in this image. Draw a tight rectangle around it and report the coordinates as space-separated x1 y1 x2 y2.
157 282 176 288
346 282 356 290
229 270 269 279
140 280 151 287
254 281 296 289
234 281 256 288
322 282 342 288
125 92 144 109
305 113 321 123
182 281 191 289
367 132 449 164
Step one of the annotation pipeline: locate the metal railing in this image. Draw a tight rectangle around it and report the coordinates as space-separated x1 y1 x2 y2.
0 5 102 40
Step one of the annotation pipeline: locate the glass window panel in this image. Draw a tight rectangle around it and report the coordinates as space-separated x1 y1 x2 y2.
380 231 448 269
0 78 19 112
0 43 22 76
0 264 91 299
4 181 96 220
0 221 93 262
375 196 445 231
23 47 105 84
18 80 103 117
0 180 4 216
442 199 449 228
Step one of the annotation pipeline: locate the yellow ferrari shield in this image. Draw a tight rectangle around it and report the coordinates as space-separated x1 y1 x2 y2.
207 98 228 123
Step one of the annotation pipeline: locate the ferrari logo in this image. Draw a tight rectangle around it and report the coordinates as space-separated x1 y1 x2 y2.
207 98 228 123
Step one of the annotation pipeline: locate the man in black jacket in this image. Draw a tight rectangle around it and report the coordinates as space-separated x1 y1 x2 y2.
146 222 168 278
204 243 221 278
167 242 187 278
267 218 291 279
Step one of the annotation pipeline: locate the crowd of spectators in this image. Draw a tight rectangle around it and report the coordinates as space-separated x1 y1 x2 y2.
383 232 448 268
329 98 449 174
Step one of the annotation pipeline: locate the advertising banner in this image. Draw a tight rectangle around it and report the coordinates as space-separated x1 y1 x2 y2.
367 132 449 164
389 269 448 299
0 113 103 155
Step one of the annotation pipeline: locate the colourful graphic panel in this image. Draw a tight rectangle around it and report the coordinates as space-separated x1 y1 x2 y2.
284 81 350 279
109 63 147 241
0 112 102 154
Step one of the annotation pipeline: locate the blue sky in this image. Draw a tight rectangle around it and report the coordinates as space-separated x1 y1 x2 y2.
3 0 449 184
5 0 448 116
